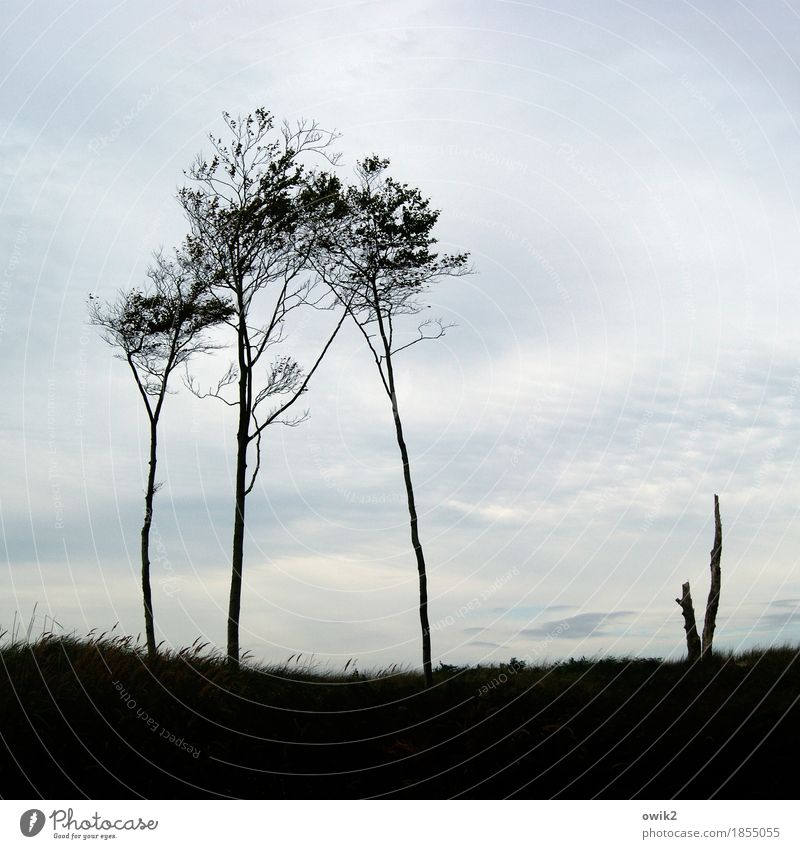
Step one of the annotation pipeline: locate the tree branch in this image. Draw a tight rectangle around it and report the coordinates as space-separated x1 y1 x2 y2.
390 317 455 357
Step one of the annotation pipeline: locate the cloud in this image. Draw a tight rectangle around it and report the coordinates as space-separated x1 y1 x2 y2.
488 604 578 618
755 600 800 632
445 499 530 525
522 611 635 640
3 0 800 667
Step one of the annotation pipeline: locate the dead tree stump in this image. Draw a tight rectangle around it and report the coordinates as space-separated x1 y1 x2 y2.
701 494 722 661
676 581 701 662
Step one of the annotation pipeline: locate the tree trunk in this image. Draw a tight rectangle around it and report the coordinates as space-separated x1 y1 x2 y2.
141 418 158 658
388 390 433 688
701 494 722 661
369 280 433 688
675 581 701 663
227 370 249 668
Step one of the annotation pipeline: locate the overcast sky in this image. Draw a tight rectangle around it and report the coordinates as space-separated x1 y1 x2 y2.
3 0 800 670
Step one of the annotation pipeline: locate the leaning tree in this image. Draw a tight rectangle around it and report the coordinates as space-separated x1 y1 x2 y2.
179 109 348 666
89 250 232 657
314 156 470 687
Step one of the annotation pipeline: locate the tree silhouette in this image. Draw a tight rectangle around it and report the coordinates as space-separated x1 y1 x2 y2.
701 494 722 660
179 109 347 666
314 157 470 687
89 251 232 657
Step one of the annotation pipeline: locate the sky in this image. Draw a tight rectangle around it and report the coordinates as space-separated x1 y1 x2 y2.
2 0 800 671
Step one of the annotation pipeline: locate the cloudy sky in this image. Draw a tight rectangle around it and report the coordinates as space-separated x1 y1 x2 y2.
3 0 800 670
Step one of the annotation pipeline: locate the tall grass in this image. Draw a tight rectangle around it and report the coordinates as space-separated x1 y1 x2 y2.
1 632 798 799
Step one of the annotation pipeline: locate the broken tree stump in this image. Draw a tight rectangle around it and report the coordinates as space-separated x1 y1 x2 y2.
676 580 701 662
701 494 722 661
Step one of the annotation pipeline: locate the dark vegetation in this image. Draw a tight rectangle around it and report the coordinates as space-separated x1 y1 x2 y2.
1 634 797 799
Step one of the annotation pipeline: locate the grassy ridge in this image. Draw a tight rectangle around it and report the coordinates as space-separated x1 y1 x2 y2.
1 634 798 799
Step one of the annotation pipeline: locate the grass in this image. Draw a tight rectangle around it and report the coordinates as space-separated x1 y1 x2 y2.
1 632 798 799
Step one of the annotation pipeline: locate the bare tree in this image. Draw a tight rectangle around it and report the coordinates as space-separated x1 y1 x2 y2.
179 109 348 666
701 494 722 660
313 157 470 688
675 581 701 663
675 495 722 663
88 251 232 657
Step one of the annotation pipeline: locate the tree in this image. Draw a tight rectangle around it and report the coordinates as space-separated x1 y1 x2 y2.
314 157 470 687
179 109 348 666
675 581 701 663
674 494 722 663
88 251 232 657
701 494 722 660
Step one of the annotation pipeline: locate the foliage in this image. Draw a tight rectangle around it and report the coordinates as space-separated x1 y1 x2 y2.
2 633 797 799
316 156 470 363
88 250 233 402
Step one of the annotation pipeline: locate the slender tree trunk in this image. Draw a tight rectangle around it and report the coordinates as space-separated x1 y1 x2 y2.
227 367 250 668
386 375 433 688
675 581 701 663
701 494 722 661
227 421 248 667
227 301 251 667
141 417 158 658
371 285 433 689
